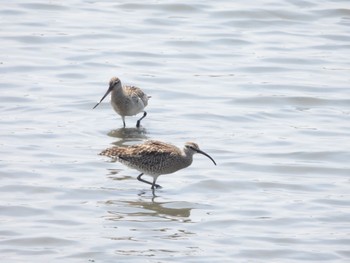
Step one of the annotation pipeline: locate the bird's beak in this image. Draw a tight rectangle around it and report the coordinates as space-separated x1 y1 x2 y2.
196 149 217 165
93 85 113 109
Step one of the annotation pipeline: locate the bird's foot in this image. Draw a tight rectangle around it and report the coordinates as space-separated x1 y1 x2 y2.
151 184 162 189
136 111 147 128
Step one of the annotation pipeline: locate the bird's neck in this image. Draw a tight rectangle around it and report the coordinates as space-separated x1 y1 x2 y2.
111 85 125 99
182 149 194 167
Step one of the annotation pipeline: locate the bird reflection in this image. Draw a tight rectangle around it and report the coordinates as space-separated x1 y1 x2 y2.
107 127 148 140
105 127 149 149
104 196 193 221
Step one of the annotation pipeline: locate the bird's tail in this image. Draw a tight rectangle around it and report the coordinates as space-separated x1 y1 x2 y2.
100 147 121 157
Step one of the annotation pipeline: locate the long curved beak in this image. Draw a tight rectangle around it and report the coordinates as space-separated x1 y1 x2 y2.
93 86 113 109
196 149 217 165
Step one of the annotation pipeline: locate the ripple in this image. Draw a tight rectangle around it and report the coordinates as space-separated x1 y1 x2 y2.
231 95 350 107
118 3 206 13
238 248 339 261
0 205 48 217
0 237 76 247
20 3 68 11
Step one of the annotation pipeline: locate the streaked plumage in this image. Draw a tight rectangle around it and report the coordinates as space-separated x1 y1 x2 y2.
93 77 150 127
100 140 217 189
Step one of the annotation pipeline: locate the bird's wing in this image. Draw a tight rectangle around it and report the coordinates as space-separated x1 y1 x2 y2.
142 140 179 153
100 140 180 168
127 86 149 106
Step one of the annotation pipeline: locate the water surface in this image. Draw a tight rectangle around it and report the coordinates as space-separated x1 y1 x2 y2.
1 0 350 262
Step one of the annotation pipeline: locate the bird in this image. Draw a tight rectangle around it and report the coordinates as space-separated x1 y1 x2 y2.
100 140 217 189
93 77 150 128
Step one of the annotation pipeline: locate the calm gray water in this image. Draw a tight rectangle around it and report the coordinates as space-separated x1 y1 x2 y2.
1 0 350 262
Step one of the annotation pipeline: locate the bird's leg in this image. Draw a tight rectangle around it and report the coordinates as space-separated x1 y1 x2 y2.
137 173 153 186
122 116 126 128
151 177 162 189
137 173 161 189
136 111 147 128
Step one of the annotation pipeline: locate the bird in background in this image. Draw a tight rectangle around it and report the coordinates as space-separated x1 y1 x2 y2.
100 140 217 190
93 77 150 128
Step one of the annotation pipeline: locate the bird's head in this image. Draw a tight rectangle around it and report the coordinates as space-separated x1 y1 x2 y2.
93 77 122 109
184 142 216 165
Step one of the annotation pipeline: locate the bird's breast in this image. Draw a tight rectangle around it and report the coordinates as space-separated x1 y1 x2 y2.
111 95 145 116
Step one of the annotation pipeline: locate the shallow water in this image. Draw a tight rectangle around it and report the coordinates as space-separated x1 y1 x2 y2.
1 0 350 262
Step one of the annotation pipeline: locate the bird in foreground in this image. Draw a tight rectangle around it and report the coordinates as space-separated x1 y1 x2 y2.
93 77 150 128
100 140 217 189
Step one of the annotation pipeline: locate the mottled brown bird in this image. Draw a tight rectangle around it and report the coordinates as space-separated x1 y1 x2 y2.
100 140 217 189
93 77 150 127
